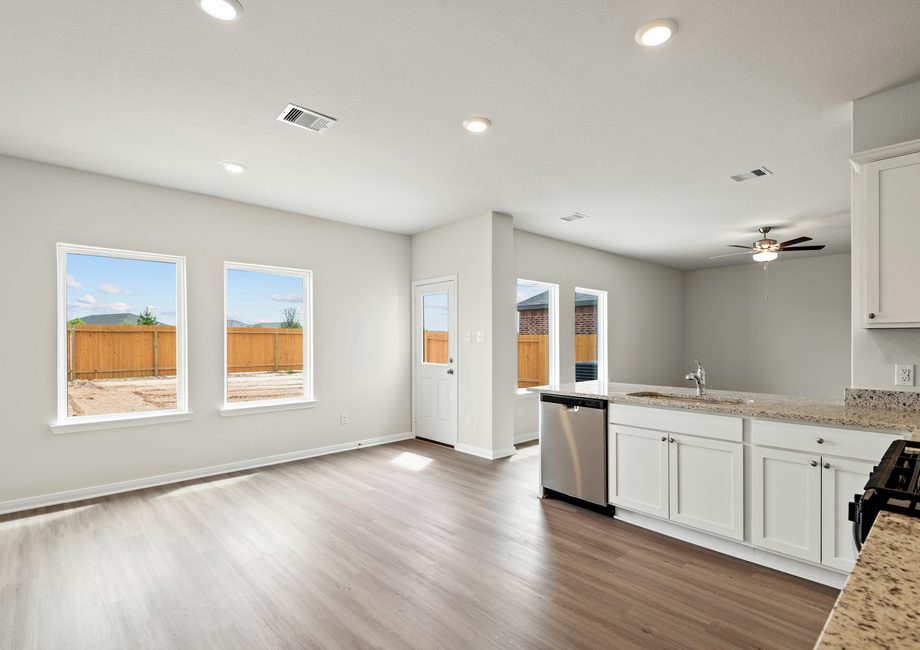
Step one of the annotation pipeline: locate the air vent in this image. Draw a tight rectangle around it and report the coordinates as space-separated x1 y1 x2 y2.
276 104 336 133
729 167 772 182
560 213 589 222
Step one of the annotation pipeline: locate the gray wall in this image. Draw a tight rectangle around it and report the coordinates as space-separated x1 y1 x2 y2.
513 230 686 440
410 212 516 457
851 79 920 392
0 155 412 508
684 254 851 399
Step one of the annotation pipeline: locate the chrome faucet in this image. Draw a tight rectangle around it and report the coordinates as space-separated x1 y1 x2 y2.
686 360 706 395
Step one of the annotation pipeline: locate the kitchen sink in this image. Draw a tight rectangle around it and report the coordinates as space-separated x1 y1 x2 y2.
626 391 751 406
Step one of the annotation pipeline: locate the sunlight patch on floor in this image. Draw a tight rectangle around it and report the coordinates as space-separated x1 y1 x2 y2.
391 451 432 471
154 474 252 500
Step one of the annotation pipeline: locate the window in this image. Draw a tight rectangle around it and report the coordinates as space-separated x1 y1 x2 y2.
55 244 188 433
575 288 607 384
517 279 558 392
221 262 313 415
422 292 449 364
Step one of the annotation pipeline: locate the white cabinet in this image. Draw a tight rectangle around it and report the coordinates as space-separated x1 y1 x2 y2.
608 410 744 541
852 141 920 328
822 457 876 572
752 446 822 563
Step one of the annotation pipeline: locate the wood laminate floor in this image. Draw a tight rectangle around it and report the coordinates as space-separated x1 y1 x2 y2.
0 439 839 650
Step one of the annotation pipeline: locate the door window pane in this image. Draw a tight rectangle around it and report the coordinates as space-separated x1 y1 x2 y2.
517 283 550 388
226 269 304 403
422 292 448 364
65 253 178 417
575 292 598 381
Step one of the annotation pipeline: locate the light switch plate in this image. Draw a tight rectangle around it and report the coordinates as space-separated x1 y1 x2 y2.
477 331 485 342
463 331 471 342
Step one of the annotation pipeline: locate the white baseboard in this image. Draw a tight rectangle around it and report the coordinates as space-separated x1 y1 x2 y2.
514 432 538 445
455 444 517 460
616 509 848 589
0 432 414 516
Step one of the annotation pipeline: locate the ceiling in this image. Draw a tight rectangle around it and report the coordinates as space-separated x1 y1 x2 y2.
2 1 919 270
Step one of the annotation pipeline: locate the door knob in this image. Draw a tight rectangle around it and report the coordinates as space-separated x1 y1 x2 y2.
446 368 454 374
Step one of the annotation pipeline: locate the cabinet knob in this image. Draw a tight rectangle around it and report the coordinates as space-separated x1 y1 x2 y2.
661 436 667 442
868 313 876 319
816 438 824 444
810 461 818 467
669 438 675 443
824 462 831 469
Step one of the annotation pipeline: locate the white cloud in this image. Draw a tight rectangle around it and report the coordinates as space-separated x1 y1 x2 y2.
268 293 303 303
78 294 96 304
66 275 83 290
99 283 130 295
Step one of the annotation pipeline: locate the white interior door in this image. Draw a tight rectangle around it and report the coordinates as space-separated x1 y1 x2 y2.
414 279 457 446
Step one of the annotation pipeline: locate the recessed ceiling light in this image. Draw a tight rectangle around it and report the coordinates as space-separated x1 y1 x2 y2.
220 161 246 174
635 18 677 46
196 0 243 21
462 117 491 133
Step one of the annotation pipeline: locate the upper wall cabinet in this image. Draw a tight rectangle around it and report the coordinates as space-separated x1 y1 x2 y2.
852 139 920 328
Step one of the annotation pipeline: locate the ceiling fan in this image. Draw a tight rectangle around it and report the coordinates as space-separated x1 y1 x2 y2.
709 226 825 261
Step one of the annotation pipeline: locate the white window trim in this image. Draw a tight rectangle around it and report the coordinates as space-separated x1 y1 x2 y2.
222 261 314 412
55 243 189 434
575 286 608 384
516 278 559 395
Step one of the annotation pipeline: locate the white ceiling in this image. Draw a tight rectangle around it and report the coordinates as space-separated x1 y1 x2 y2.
2 1 919 270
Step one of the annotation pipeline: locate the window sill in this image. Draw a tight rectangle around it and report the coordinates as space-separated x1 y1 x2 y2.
219 399 318 418
51 410 193 435
516 391 539 399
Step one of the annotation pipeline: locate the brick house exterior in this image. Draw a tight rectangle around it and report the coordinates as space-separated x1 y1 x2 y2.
517 291 597 335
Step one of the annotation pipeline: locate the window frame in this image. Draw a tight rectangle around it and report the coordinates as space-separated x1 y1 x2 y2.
53 243 190 434
219 261 315 417
575 287 608 384
516 278 559 395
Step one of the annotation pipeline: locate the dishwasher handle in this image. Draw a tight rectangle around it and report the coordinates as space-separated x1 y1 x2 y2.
563 405 579 412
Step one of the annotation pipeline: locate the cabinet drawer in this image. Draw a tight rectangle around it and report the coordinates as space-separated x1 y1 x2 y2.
752 419 904 461
609 404 742 442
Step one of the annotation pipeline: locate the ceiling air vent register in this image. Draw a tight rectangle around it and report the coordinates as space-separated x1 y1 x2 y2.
560 213 589 222
729 167 772 182
277 104 336 133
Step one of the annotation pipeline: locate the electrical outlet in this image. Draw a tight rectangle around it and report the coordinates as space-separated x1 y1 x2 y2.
340 412 348 424
896 364 915 386
463 331 471 342
518 408 524 418
467 414 472 425
477 331 485 342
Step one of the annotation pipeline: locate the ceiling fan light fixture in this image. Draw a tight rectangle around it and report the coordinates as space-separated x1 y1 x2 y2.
753 251 778 262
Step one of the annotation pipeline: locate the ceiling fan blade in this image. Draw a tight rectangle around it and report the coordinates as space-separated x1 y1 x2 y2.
727 245 757 250
778 236 812 247
776 245 825 251
709 251 755 259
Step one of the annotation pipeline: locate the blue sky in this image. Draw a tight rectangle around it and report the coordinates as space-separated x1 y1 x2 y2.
66 254 177 325
227 269 303 325
422 292 448 332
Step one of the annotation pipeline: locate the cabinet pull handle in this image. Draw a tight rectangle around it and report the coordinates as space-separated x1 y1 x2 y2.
810 461 818 467
824 462 831 469
868 313 876 319
816 438 824 444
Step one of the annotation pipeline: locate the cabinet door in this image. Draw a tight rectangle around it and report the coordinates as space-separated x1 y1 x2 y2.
822 457 874 572
752 447 822 563
863 150 920 327
608 424 669 518
668 434 744 540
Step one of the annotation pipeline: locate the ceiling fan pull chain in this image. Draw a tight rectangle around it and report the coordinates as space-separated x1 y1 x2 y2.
764 261 769 300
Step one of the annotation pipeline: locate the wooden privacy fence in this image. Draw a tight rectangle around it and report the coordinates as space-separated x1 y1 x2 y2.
517 334 597 388
226 327 303 374
424 331 448 364
66 325 303 380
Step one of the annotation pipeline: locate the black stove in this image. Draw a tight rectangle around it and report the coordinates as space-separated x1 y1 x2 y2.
849 439 920 549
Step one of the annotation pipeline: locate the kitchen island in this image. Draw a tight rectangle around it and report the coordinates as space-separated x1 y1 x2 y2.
529 382 920 650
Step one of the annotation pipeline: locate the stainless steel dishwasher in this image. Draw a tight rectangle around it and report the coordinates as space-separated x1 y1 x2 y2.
540 393 607 506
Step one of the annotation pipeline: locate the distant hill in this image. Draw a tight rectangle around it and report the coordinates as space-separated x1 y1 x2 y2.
78 313 140 325
227 319 250 328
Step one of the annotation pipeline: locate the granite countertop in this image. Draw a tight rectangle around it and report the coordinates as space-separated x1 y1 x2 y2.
527 381 920 650
527 381 920 435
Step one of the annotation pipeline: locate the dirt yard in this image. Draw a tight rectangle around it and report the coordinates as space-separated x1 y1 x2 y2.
67 371 304 416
